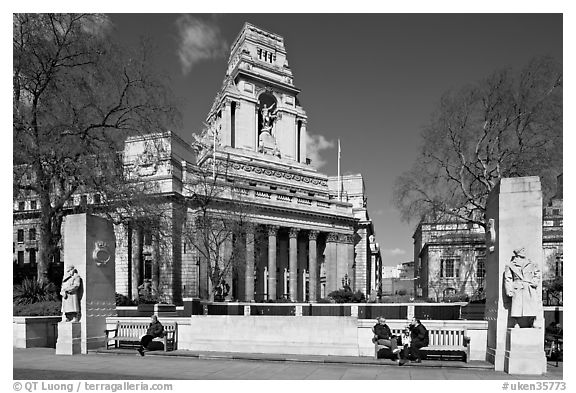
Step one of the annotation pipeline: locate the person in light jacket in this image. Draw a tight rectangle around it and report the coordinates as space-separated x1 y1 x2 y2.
60 265 82 322
504 247 541 328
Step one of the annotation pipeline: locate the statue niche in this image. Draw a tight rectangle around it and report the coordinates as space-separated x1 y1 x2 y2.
257 93 280 157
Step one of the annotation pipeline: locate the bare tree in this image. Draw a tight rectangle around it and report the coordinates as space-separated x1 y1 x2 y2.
13 13 178 283
393 56 562 228
181 130 262 301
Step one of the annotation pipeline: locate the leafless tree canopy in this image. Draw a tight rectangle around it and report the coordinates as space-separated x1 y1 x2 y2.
393 56 562 228
13 13 179 283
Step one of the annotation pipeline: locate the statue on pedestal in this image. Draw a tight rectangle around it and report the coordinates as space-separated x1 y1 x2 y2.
258 102 281 157
260 103 277 134
504 248 540 328
60 265 83 322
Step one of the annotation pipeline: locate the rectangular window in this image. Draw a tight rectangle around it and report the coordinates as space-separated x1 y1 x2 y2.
18 250 25 265
80 195 88 206
445 259 454 277
94 194 101 204
29 228 36 241
18 201 25 211
143 230 152 246
144 257 152 280
29 249 36 265
440 257 459 278
17 229 24 243
555 254 563 277
476 257 486 285
30 200 37 210
439 259 444 278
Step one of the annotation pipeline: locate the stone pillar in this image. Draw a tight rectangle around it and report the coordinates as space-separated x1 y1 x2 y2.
354 227 368 294
484 177 546 374
267 225 279 301
152 234 160 297
245 225 255 302
297 234 307 301
336 235 349 289
308 231 319 302
55 322 81 355
221 237 233 301
345 235 355 291
289 228 299 301
299 121 307 164
131 225 143 300
325 233 338 293
59 214 116 354
278 233 288 298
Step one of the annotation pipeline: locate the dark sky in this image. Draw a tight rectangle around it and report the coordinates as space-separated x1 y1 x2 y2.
107 13 562 266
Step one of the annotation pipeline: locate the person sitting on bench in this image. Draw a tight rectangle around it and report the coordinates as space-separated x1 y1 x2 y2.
372 316 401 359
408 318 429 363
138 315 164 356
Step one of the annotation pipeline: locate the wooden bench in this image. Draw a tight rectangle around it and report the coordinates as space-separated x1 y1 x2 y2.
374 327 470 362
105 321 177 351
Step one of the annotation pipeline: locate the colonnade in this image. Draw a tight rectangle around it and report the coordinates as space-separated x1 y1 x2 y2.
243 224 355 302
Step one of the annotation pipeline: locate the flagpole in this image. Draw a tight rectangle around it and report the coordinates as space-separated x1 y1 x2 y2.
338 139 341 201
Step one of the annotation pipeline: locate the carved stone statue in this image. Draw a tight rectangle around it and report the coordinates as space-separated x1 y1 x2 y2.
486 218 496 253
60 265 83 322
504 248 540 328
260 103 277 133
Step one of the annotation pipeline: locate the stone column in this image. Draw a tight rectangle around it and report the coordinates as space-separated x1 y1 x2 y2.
289 228 299 301
325 233 338 293
297 234 307 301
152 233 160 297
245 225 255 302
131 225 143 300
485 177 546 375
345 234 355 291
299 120 307 164
267 225 279 301
308 231 319 302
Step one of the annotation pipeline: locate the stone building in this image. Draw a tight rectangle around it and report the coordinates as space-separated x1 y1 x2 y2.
413 175 563 302
13 23 381 303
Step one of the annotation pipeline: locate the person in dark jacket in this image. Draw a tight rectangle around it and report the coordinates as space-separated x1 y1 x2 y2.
138 315 164 356
372 316 400 359
408 318 429 363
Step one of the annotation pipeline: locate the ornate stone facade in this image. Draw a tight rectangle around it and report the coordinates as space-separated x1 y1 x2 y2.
13 23 381 304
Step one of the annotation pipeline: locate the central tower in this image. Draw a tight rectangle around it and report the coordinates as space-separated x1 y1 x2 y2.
206 23 308 163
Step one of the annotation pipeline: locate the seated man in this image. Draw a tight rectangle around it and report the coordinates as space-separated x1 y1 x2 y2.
372 316 401 360
137 315 164 356
408 318 429 363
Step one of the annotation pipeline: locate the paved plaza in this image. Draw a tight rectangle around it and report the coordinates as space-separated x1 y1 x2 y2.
13 348 563 380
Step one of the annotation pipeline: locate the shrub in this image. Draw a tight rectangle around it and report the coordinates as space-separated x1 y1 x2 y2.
316 297 334 303
13 300 62 316
328 288 366 303
13 278 59 305
115 292 136 306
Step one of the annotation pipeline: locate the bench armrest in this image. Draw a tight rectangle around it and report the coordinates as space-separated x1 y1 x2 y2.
104 328 118 338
